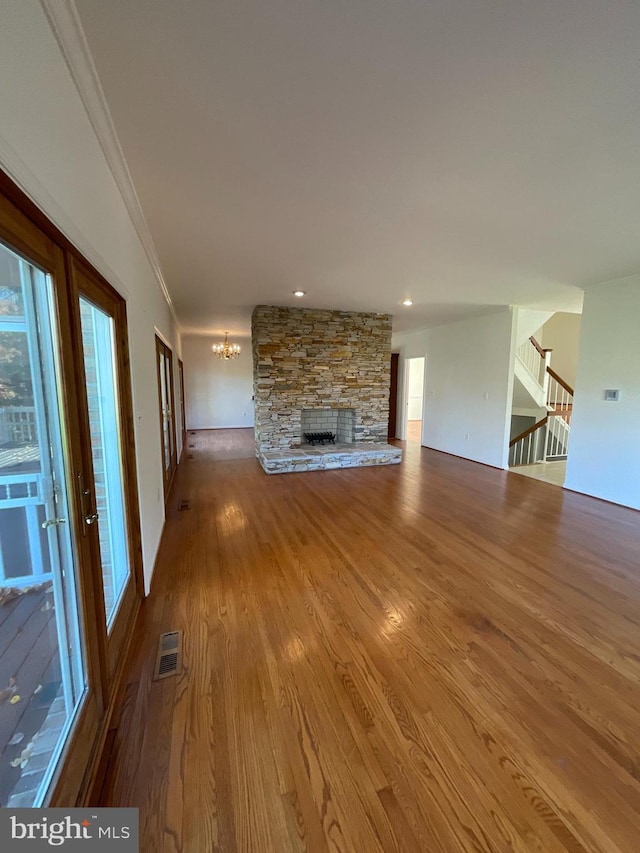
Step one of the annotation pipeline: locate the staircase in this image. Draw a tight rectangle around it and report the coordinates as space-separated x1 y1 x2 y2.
509 336 574 467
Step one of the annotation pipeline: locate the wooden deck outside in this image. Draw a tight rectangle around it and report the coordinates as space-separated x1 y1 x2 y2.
0 583 63 806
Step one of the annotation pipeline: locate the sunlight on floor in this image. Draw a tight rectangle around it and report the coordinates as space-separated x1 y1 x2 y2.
406 420 422 443
510 460 567 487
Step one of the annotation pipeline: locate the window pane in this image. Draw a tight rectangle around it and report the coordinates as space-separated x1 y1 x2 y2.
0 328 40 475
79 298 131 628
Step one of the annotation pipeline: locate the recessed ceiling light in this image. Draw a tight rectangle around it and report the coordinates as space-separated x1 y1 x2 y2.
402 299 413 306
293 290 306 297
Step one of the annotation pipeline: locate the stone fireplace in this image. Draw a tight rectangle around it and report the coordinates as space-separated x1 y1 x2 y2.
252 306 402 473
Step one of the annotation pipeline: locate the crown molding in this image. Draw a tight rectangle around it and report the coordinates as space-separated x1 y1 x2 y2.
0 132 133 302
39 0 179 326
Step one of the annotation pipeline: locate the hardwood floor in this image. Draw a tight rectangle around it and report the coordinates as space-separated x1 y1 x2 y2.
406 419 422 443
99 429 640 852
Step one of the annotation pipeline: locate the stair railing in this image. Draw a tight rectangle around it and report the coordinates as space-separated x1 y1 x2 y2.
509 417 548 466
544 417 570 461
516 336 552 388
546 367 574 421
510 365 574 466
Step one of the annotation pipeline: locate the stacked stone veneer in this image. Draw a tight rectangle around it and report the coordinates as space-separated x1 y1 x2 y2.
252 306 400 472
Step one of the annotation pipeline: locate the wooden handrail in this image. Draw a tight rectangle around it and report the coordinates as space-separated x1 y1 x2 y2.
546 366 574 396
509 416 548 448
529 336 553 358
550 408 572 425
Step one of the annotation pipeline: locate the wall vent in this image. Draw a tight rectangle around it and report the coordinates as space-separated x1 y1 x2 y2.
153 630 182 680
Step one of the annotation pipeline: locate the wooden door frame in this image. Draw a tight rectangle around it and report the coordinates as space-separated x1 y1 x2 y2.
0 191 104 806
0 170 144 807
67 256 145 683
155 335 177 501
178 358 186 459
388 352 399 440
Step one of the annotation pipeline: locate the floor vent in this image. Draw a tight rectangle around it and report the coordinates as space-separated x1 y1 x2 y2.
177 498 191 511
187 453 194 460
153 631 182 680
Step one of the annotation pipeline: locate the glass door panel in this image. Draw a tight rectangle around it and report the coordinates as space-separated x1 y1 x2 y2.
78 297 130 630
0 242 85 807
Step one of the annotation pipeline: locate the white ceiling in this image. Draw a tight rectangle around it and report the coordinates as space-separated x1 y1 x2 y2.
74 0 640 335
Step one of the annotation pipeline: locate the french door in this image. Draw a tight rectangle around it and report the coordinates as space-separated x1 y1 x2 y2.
156 336 177 499
0 189 142 806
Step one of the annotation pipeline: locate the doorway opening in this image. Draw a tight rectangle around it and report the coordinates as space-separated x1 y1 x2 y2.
405 357 425 444
508 311 581 488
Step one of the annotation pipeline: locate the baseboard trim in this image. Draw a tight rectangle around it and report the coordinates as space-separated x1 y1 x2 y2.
562 484 640 513
420 444 506 471
186 425 255 431
146 519 168 598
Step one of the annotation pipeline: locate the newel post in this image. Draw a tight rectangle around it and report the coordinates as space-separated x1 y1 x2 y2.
542 350 552 402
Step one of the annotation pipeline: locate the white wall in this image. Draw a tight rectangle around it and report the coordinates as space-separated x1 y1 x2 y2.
182 336 254 429
565 277 640 510
406 357 425 421
0 1 181 591
514 308 554 346
540 311 582 389
392 308 515 468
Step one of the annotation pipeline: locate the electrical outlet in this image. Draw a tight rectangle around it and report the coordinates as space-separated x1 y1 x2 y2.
465 433 470 440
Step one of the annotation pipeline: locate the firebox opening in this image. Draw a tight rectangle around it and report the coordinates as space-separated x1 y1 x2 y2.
301 408 355 445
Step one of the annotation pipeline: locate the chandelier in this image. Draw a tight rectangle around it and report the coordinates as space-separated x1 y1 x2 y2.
212 332 241 360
